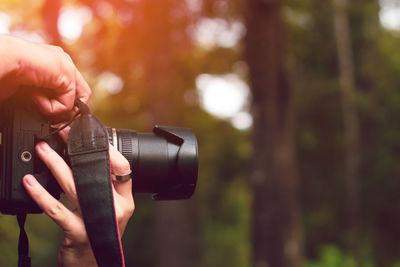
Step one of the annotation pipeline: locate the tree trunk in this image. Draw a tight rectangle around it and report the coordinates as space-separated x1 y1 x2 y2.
153 201 200 267
332 0 361 265
245 0 302 266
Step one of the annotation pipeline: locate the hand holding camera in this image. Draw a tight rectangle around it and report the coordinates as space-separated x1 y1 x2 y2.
0 34 99 266
0 34 91 118
0 35 198 267
23 127 134 267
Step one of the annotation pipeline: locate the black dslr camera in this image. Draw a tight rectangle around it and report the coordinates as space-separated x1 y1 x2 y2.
0 90 198 215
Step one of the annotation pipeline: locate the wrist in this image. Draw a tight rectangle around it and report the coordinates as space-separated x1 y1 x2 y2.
0 35 27 104
0 35 24 78
58 239 97 267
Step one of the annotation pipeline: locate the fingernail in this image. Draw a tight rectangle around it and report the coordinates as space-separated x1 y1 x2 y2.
38 142 51 152
24 175 37 187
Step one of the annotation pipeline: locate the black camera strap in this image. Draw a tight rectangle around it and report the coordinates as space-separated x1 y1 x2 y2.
17 214 31 267
67 101 125 267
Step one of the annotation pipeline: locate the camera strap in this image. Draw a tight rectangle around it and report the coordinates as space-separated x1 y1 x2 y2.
67 100 125 267
17 214 31 267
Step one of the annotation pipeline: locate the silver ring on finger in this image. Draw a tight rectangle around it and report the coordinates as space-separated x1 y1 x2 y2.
112 170 132 183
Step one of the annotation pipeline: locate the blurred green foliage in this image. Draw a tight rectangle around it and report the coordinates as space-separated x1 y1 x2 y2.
306 245 358 267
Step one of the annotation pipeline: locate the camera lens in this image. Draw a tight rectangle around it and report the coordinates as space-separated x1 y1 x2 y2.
106 125 198 200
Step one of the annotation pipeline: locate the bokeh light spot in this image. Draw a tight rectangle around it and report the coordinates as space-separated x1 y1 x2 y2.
196 73 251 130
0 12 10 34
231 111 253 130
380 1 400 30
193 18 245 49
58 7 93 41
98 71 124 95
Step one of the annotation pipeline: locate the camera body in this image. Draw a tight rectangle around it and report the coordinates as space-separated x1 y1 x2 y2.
0 93 63 214
0 90 198 215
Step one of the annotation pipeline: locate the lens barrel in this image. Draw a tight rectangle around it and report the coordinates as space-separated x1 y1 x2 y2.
106 126 198 200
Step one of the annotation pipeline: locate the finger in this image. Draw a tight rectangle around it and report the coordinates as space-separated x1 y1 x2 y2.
30 50 76 116
112 176 133 199
48 111 76 124
58 126 71 143
112 188 135 236
23 174 79 231
59 127 132 197
32 89 75 116
75 69 92 104
36 141 79 208
109 144 132 197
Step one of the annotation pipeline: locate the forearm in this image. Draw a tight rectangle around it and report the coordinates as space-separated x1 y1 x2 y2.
0 35 24 102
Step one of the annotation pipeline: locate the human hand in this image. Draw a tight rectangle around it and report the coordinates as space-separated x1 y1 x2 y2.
0 34 91 117
22 127 134 267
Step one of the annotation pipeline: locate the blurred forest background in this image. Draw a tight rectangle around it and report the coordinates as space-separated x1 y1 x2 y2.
1 0 400 266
